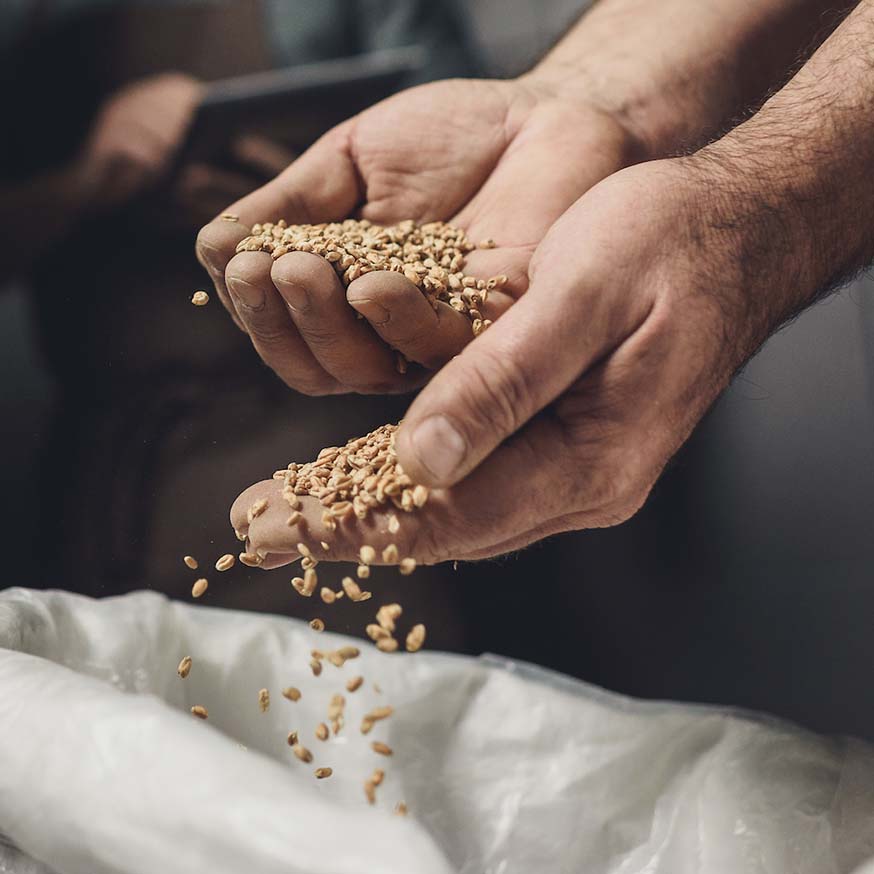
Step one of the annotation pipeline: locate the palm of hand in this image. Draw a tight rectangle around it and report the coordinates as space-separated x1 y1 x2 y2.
197 77 635 395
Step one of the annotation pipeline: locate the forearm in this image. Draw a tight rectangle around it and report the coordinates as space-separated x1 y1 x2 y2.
688 0 874 341
527 0 856 159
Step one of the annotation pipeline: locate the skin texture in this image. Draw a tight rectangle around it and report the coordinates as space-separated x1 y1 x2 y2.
195 78 639 394
222 0 872 565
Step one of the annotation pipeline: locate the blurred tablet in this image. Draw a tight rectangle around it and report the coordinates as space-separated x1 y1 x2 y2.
175 46 427 170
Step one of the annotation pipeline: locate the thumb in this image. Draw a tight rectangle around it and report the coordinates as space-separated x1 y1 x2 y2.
395 246 648 488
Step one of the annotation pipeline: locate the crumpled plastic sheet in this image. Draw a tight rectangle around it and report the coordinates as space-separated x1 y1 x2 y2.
0 587 873 874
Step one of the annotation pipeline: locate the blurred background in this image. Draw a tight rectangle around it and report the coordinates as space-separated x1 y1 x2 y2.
1 0 872 742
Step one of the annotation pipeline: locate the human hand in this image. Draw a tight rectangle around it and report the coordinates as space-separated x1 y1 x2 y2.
196 76 640 395
173 135 298 229
75 73 202 208
229 154 801 565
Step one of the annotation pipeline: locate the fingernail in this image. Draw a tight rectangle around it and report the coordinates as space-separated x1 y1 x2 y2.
227 276 265 311
351 297 390 326
280 281 310 314
409 415 466 483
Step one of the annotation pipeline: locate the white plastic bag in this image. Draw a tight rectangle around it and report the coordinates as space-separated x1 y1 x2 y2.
1 587 873 874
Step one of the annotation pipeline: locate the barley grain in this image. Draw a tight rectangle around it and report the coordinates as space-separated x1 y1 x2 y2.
247 498 268 523
315 767 333 779
346 675 364 693
183 555 198 570
303 567 318 596
406 623 426 653
287 730 298 746
315 722 329 741
381 543 399 564
376 637 399 653
191 578 208 598
395 802 408 816
359 545 376 565
177 656 192 678
310 618 325 632
376 604 402 632
388 514 400 534
320 587 336 605
292 744 313 763
356 564 370 579
366 623 391 641
191 705 208 719
371 741 393 756
282 687 301 702
399 557 416 576
258 688 270 712
215 553 235 572
371 768 385 786
310 659 323 677
191 290 209 306
239 552 263 567
364 780 376 804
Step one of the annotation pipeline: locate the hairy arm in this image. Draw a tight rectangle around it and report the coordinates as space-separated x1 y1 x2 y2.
685 0 874 347
528 0 857 158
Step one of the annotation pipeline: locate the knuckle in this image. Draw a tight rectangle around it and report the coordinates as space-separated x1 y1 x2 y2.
459 354 532 440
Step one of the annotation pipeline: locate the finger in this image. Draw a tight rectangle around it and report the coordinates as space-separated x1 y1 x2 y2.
196 219 250 330
230 418 578 565
195 127 360 333
271 255 415 393
395 234 654 488
224 251 341 395
345 271 472 369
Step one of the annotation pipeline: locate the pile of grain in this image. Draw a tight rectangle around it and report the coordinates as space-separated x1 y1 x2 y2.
236 218 505 337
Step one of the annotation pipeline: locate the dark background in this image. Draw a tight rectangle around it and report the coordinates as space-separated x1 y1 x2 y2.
2 0 873 742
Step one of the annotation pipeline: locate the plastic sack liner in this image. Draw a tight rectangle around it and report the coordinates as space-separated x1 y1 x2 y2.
1 587 873 874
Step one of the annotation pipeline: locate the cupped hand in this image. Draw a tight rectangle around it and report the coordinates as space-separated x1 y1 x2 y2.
230 156 786 565
196 76 638 395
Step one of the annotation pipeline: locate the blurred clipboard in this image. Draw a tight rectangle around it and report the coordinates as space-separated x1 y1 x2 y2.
174 46 427 170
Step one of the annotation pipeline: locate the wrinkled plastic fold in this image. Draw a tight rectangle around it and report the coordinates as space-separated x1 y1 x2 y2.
0 588 872 874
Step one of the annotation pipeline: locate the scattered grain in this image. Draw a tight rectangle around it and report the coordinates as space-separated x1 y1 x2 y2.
315 767 333 779
191 705 208 719
239 552 263 567
376 637 399 653
376 603 402 632
388 514 400 534
395 802 408 816
292 744 313 763
356 564 371 579
282 687 301 702
287 730 298 746
191 290 209 306
215 553 235 572
315 722 329 741
191 578 208 598
371 768 385 786
406 623 426 653
346 675 364 693
310 659 323 677
177 656 192 678
399 557 417 576
381 543 399 564
364 779 376 804
320 587 336 605
310 617 325 632
183 555 198 570
371 741 393 756
359 545 376 565
247 498 268 523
